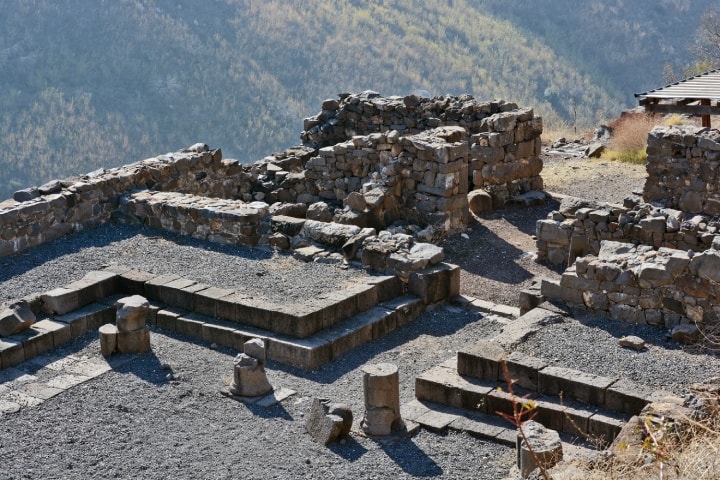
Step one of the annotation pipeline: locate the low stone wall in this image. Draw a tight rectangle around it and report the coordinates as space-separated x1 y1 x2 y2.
536 196 720 266
644 125 720 214
541 240 720 329
1 145 225 257
122 191 269 247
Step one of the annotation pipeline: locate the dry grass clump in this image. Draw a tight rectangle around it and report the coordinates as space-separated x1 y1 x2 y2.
602 113 659 164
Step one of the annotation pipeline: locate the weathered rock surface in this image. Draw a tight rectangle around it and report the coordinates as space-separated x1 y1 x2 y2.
0 301 36 337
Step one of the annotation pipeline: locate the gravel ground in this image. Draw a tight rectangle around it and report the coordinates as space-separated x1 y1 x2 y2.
0 223 368 307
2 151 719 479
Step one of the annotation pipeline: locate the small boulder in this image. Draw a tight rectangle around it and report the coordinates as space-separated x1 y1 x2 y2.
0 301 36 337
618 335 646 351
672 324 701 344
13 187 40 202
306 202 333 222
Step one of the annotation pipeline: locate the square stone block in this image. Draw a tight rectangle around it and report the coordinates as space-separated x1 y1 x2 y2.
589 411 627 446
365 276 403 302
415 366 453 405
86 304 116 330
605 378 654 414
0 338 24 369
159 278 199 309
505 351 547 391
216 292 243 322
18 328 54 359
562 405 592 437
156 308 182 331
533 398 566 432
408 263 460 305
32 319 72 348
457 340 506 381
54 309 89 337
118 269 156 295
175 314 205 339
117 327 151 354
538 366 617 407
201 322 237 348
143 274 181 301
65 271 120 305
193 287 234 318
41 288 80 315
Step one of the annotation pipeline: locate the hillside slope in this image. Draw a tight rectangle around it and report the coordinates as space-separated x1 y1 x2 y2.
0 0 712 199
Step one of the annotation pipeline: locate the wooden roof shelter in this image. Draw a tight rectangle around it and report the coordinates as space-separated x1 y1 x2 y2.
635 69 720 127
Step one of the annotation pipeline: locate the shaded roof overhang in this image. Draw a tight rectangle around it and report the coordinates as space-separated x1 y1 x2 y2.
635 69 720 119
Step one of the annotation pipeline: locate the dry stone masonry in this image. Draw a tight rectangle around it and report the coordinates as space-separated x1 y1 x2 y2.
536 125 720 340
1 93 543 265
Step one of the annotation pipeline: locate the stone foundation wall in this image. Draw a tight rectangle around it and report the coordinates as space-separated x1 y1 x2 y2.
536 196 720 266
542 240 720 329
644 125 720 214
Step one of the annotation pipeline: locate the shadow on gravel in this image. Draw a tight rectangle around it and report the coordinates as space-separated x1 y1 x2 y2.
378 438 442 477
112 351 169 385
0 221 273 282
327 436 368 461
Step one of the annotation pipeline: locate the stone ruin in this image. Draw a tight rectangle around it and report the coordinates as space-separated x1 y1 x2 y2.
0 92 543 266
537 124 720 337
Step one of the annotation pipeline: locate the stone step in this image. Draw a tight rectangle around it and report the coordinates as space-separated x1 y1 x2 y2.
150 294 424 370
401 398 598 462
415 358 630 446
456 335 671 416
105 264 404 339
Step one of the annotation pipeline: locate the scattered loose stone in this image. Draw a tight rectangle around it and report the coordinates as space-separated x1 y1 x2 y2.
305 398 353 445
618 336 646 351
0 301 36 337
517 421 563 479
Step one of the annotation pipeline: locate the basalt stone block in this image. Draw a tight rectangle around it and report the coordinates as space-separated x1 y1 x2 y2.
505 351 548 391
194 287 235 318
115 295 150 332
457 340 506 381
271 215 306 236
65 271 120 305
605 378 654 414
175 313 206 339
538 366 617 407
117 327 151 354
0 338 25 369
0 301 36 337
32 319 72 348
17 327 54 359
408 263 460 304
200 320 237 347
118 269 156 295
143 274 181 301
41 288 80 315
364 275 403 302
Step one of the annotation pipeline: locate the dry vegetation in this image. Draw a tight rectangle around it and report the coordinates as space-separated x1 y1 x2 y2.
602 113 661 164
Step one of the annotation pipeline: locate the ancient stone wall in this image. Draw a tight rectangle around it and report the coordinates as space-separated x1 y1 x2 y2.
644 125 720 214
536 196 720 266
302 92 543 205
1 93 543 259
541 240 720 330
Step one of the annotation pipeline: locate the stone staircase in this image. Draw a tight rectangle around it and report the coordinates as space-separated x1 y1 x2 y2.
1 262 459 372
409 306 680 447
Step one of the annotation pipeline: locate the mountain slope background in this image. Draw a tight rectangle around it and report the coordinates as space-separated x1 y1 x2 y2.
0 0 714 200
